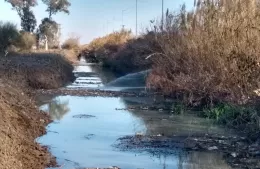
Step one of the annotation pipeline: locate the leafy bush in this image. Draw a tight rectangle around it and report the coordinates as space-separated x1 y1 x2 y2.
15 31 36 50
0 21 19 52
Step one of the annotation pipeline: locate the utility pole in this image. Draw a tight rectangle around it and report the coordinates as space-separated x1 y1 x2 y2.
162 0 164 30
136 0 138 36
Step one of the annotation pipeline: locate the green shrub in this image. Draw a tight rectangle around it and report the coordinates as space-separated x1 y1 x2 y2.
202 103 259 131
0 21 19 52
171 101 186 115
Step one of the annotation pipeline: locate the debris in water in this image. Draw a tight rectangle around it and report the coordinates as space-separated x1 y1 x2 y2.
73 114 96 119
83 134 95 140
47 130 59 134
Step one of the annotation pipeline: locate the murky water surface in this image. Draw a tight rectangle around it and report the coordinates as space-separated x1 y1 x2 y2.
38 63 233 169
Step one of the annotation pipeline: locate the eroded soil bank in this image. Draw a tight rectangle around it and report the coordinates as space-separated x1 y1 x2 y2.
0 53 74 169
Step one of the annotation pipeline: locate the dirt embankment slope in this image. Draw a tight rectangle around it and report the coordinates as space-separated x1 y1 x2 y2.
0 52 74 169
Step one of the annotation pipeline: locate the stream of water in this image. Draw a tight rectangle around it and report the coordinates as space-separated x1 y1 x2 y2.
37 62 235 169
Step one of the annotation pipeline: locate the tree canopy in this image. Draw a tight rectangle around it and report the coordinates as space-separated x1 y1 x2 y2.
21 6 37 32
5 0 37 16
5 0 38 32
38 18 59 47
42 0 71 19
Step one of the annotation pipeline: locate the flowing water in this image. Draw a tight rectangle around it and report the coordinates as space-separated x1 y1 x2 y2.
37 62 235 169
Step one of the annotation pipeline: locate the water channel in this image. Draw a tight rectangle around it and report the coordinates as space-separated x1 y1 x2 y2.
37 61 235 169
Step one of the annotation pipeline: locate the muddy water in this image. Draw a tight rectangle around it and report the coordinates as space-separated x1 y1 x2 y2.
38 64 233 169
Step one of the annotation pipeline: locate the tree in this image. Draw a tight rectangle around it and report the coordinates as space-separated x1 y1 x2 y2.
38 18 58 49
5 0 38 32
42 0 71 19
21 6 37 32
5 0 37 16
47 99 69 120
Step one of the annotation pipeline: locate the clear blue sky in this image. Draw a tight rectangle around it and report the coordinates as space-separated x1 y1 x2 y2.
0 0 193 44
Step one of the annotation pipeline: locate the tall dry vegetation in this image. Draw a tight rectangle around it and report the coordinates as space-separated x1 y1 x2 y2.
148 0 260 105
83 29 132 64
84 29 156 74
62 36 80 50
88 29 132 54
103 32 157 74
16 31 36 50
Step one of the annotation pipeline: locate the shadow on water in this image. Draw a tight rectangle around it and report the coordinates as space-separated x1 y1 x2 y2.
37 64 234 169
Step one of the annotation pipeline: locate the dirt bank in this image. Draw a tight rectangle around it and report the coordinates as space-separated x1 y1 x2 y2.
0 80 56 169
0 52 75 90
0 52 74 169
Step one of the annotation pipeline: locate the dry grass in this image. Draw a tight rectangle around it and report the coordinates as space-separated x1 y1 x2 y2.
62 36 80 50
15 32 36 50
147 0 260 106
87 29 132 53
102 32 158 74
32 49 80 63
82 29 132 64
83 29 156 74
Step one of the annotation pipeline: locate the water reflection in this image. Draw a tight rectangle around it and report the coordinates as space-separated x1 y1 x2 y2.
119 97 236 137
38 96 233 169
43 98 70 120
